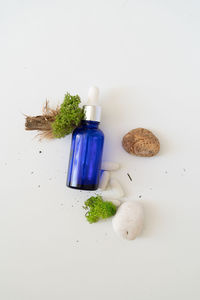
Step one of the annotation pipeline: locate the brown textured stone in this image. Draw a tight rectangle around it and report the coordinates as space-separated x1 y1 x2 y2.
122 128 160 157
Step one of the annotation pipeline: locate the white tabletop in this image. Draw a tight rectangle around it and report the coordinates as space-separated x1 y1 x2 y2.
0 0 200 299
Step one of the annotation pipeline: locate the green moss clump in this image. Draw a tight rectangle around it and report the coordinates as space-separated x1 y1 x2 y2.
52 93 84 138
83 195 117 224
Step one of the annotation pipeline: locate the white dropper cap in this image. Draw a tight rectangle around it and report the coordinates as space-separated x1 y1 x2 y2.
87 86 99 105
83 86 101 122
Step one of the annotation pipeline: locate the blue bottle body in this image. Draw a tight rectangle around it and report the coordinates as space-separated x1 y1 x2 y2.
67 120 104 190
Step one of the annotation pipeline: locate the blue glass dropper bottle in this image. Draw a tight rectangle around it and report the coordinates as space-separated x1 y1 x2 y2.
67 87 104 190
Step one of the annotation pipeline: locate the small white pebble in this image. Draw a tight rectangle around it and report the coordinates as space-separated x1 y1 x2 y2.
101 178 124 199
101 161 120 171
110 178 124 198
99 171 110 190
109 199 121 207
103 197 121 207
102 189 121 200
112 201 144 240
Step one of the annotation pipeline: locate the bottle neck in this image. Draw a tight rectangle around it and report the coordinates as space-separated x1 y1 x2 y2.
81 120 99 129
83 105 101 122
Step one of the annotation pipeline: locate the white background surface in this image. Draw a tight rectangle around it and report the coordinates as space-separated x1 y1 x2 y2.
0 0 200 299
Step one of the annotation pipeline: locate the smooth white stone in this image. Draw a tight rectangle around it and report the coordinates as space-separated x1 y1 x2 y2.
112 201 144 240
101 161 120 171
99 171 110 190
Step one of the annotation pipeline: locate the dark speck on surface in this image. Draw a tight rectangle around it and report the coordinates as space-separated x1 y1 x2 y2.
165 171 168 174
31 171 34 175
139 195 142 199
39 150 42 154
127 173 132 181
72 205 74 208
183 168 186 172
38 185 40 188
76 240 79 243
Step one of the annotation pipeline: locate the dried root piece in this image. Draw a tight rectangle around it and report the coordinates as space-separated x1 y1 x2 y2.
25 101 60 139
25 93 83 140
